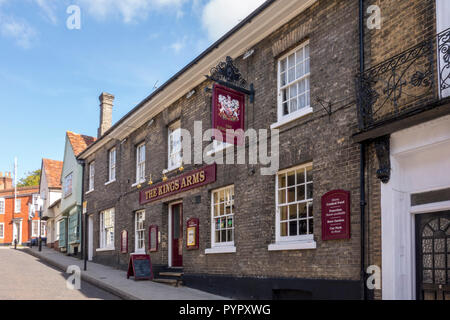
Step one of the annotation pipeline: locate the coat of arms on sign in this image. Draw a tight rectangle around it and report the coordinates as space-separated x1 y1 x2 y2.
218 94 240 122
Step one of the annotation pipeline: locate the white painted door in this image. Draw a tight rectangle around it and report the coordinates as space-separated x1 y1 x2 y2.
88 215 93 261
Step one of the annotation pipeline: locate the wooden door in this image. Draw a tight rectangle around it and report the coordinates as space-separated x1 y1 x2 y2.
171 203 183 267
415 211 450 300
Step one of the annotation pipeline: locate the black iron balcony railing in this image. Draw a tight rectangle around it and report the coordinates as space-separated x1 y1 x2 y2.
356 27 450 131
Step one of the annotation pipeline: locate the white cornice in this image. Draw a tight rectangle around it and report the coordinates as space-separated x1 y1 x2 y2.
79 0 317 158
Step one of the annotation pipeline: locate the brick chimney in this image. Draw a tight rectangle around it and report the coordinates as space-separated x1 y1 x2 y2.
0 172 13 190
98 92 114 138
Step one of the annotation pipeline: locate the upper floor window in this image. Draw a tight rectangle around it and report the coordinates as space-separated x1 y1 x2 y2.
277 42 310 123
63 173 73 197
136 143 146 184
100 208 115 249
14 198 21 213
168 121 182 171
275 163 313 243
0 198 4 214
109 148 116 182
88 162 95 191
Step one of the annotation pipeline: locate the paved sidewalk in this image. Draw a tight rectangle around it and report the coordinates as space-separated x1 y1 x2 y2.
22 246 227 300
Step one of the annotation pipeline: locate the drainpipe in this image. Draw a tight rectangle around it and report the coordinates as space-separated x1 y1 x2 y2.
359 0 367 300
77 159 87 271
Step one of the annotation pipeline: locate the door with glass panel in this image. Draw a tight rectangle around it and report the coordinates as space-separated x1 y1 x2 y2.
415 211 450 300
171 203 183 267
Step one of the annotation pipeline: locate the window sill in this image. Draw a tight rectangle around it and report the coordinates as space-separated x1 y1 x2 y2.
131 181 145 188
268 241 316 251
205 246 236 254
85 189 94 195
206 142 234 156
270 107 313 130
131 251 146 255
104 180 116 186
96 247 115 252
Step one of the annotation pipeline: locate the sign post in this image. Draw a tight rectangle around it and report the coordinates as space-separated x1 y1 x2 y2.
321 190 351 240
127 254 153 281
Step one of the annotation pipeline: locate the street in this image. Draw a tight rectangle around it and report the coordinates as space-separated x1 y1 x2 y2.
0 248 121 300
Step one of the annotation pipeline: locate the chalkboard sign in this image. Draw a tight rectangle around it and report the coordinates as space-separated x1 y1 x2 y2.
127 254 153 281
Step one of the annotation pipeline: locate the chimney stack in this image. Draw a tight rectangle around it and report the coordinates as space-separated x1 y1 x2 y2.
98 92 114 138
0 171 13 190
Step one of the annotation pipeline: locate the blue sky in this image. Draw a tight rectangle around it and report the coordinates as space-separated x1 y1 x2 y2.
0 0 265 181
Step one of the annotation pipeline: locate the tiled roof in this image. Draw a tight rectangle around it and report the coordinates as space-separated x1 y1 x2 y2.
67 131 96 156
42 159 63 189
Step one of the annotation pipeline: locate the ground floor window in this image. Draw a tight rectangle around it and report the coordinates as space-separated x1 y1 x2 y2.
135 210 145 253
32 220 39 237
211 185 235 247
100 208 115 249
0 223 4 239
276 163 313 242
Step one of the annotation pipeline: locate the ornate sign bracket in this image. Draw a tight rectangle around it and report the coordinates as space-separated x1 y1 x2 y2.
374 135 391 184
206 56 255 103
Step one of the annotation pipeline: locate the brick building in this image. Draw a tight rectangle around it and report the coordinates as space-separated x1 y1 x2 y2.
77 0 450 300
0 172 40 246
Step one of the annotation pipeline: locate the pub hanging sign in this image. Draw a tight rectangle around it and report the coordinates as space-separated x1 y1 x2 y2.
212 84 245 145
321 190 351 241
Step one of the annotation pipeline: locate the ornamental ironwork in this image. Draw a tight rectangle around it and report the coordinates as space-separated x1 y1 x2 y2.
356 27 450 130
206 56 255 102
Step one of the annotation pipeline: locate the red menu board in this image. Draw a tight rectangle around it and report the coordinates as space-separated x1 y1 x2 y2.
212 84 245 145
321 190 351 240
186 218 199 250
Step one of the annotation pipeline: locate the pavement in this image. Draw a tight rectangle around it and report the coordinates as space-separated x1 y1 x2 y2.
0 247 120 300
19 246 227 300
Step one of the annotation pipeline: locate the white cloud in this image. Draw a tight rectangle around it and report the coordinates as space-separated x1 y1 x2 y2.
76 0 186 23
35 0 58 24
170 36 187 53
201 0 266 41
0 15 38 49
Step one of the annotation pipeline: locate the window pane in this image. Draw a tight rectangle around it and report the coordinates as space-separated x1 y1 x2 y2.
297 185 305 201
215 230 220 243
296 170 305 184
306 167 313 182
227 217 233 228
221 230 227 243
283 102 289 116
280 72 286 87
281 222 288 237
289 204 297 220
296 49 304 63
289 220 297 236
227 229 233 242
288 54 295 68
298 203 307 219
289 99 298 113
215 218 220 230
296 62 304 78
306 183 313 199
280 59 286 72
304 44 309 58
307 202 313 218
278 174 286 189
280 206 287 221
289 83 297 98
299 220 307 235
287 187 295 203
288 68 295 83
305 58 310 74
219 191 225 203
279 189 286 204
299 94 306 109
287 171 296 186
308 218 314 235
282 88 287 102
213 192 218 204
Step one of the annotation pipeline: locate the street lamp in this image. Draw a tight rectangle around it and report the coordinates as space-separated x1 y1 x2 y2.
35 198 43 252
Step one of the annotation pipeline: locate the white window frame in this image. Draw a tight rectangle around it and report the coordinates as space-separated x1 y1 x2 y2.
269 163 316 251
108 148 116 183
88 162 95 192
99 208 115 250
167 121 182 171
14 198 21 213
0 223 4 239
63 173 73 198
136 143 146 184
0 198 4 214
206 185 236 254
32 220 39 237
135 210 145 253
41 221 47 237
272 41 312 129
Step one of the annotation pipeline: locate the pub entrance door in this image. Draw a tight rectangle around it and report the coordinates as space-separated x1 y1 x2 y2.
415 211 450 300
170 203 183 267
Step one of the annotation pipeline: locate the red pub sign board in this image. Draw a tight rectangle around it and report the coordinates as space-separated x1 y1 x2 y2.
212 84 245 145
139 164 217 205
321 190 351 240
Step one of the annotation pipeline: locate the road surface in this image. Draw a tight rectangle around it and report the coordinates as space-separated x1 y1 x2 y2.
0 248 121 300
